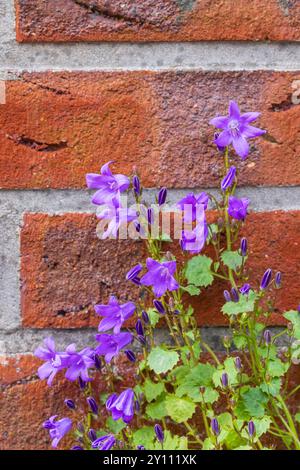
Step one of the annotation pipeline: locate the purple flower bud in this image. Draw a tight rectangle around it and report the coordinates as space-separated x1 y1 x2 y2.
134 221 141 233
275 271 282 288
71 446 84 450
135 319 144 336
133 175 141 196
235 356 242 371
264 329 272 346
135 400 140 412
131 276 141 286
126 263 143 281
137 335 147 346
125 349 136 363
223 290 231 302
77 422 85 434
87 397 98 414
260 268 272 290
211 418 220 436
240 283 251 296
142 310 150 324
221 166 236 191
231 288 239 302
158 187 167 206
221 372 229 387
147 208 154 225
88 429 97 442
78 377 86 390
298 305 300 312
240 237 247 257
154 424 164 443
137 445 145 450
248 420 255 438
153 299 165 315
64 399 75 410
214 132 225 153
93 354 102 370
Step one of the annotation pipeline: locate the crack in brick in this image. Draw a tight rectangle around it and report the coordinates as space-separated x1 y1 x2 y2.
56 301 96 317
22 75 70 95
270 95 295 112
7 134 68 152
0 374 38 391
72 0 148 25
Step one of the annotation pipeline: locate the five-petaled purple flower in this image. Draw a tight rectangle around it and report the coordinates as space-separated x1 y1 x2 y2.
140 258 179 298
228 196 249 221
97 197 138 239
34 337 68 386
177 192 209 223
43 415 72 448
86 161 130 206
64 344 95 382
95 295 136 334
92 434 116 450
95 332 133 363
106 388 135 423
210 101 266 159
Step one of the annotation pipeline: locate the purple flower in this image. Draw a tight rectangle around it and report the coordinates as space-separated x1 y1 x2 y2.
260 268 272 290
154 424 164 443
221 372 229 388
214 132 225 152
210 101 266 160
235 356 242 371
97 197 138 239
264 329 272 346
95 295 136 334
87 397 98 414
231 288 239 302
133 175 141 196
140 258 179 298
126 264 143 282
88 429 97 442
248 421 256 438
142 310 150 324
135 319 144 336
86 161 130 206
34 337 68 386
275 271 282 288
64 399 75 410
228 196 249 221
240 283 251 295
177 192 209 223
106 388 135 423
92 434 116 450
147 208 154 225
211 418 220 436
223 290 231 302
64 345 95 382
158 188 167 206
153 299 165 315
180 222 208 254
95 332 133 363
43 415 72 448
125 350 136 363
240 237 247 257
221 166 236 191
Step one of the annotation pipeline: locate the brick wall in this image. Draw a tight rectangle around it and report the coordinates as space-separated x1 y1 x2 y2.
0 0 300 449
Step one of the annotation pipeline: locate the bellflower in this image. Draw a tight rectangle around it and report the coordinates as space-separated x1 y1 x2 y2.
97 197 138 239
43 415 72 448
95 295 136 334
95 332 133 363
240 283 251 295
34 337 68 386
211 418 220 436
177 192 209 223
221 166 236 191
260 268 272 289
154 424 164 443
92 435 116 450
140 258 179 298
64 344 95 382
210 101 266 159
228 196 249 221
126 264 143 281
106 388 135 423
86 161 130 206
180 221 208 254
158 187 167 206
240 237 248 256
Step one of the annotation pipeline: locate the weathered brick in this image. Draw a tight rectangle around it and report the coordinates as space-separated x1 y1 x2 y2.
16 0 300 42
0 71 300 189
21 211 300 328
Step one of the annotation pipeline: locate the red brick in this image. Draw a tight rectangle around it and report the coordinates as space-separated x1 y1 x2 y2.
21 211 300 328
15 0 300 42
1 71 300 189
0 354 135 450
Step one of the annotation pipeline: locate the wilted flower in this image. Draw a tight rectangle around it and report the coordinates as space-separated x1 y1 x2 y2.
221 166 236 191
154 424 164 443
95 295 136 334
210 101 266 159
43 415 72 448
92 434 116 450
260 268 272 290
228 196 249 221
86 161 130 206
95 332 133 363
140 258 179 298
106 389 135 423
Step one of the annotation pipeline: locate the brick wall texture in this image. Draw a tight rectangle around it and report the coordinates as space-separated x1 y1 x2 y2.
0 0 299 450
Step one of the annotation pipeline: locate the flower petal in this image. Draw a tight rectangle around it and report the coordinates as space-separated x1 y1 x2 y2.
215 130 232 148
232 134 249 159
209 116 229 129
229 101 241 119
242 125 266 139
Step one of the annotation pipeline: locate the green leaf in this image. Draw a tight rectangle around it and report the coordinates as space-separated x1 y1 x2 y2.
267 358 288 378
233 334 248 349
236 387 269 419
212 357 239 388
221 250 243 271
144 378 165 402
182 284 201 296
295 413 300 424
147 308 160 328
222 291 257 316
106 416 126 435
132 427 155 449
284 310 300 339
175 363 216 400
153 431 188 450
202 438 215 450
165 395 196 423
185 255 214 287
261 377 282 397
147 347 179 374
146 395 168 420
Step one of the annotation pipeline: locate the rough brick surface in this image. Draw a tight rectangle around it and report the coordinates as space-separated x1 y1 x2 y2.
1 71 300 189
21 211 300 328
0 354 134 450
15 0 300 42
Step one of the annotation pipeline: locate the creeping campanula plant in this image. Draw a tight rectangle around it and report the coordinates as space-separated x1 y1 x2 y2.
35 101 300 450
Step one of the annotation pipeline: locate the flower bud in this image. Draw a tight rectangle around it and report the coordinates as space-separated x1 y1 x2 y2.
77 422 85 434
240 283 251 296
223 290 231 302
133 175 141 196
235 356 242 371
260 268 272 290
93 354 102 370
221 372 229 388
240 237 247 257
126 264 143 281
158 187 167 206
137 335 147 346
211 418 220 436
231 288 239 302
264 329 272 346
214 132 225 153
142 310 150 324
135 319 144 336
87 397 98 414
154 424 164 443
275 271 282 288
64 398 76 410
78 377 86 390
223 336 231 349
71 446 84 450
221 166 236 191
134 221 141 233
135 400 140 412
248 421 255 438
137 445 145 450
147 208 154 225
125 349 136 363
88 429 97 442
153 299 165 314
